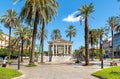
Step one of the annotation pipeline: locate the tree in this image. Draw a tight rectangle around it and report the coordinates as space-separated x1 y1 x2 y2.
107 16 120 59
38 0 58 63
89 29 97 60
99 29 104 68
37 26 47 62
25 27 32 55
19 0 58 64
77 3 94 65
51 29 61 40
14 24 30 62
65 25 76 41
0 9 17 60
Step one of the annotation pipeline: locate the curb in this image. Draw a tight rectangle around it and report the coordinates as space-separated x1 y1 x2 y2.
12 74 25 79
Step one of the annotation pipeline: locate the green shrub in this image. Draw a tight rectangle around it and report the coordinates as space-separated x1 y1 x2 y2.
0 48 30 58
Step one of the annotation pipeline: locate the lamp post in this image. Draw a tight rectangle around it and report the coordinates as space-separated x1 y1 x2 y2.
18 43 21 70
100 40 103 69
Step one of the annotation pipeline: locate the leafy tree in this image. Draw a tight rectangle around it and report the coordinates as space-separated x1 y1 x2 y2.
77 3 94 65
90 49 105 58
65 25 76 41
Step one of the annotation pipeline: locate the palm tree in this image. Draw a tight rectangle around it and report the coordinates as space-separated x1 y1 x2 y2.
98 27 108 68
51 29 61 40
25 27 33 55
40 0 58 63
37 26 47 62
14 25 30 62
107 16 120 59
20 0 58 64
89 29 97 48
65 25 76 41
89 29 97 60
0 9 17 60
77 3 94 65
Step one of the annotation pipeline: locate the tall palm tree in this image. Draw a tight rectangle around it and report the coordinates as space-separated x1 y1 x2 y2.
25 27 33 55
39 0 58 63
98 29 104 68
51 29 61 40
0 9 17 60
14 24 30 62
89 29 97 48
65 25 76 41
20 0 58 64
107 16 120 59
37 26 47 62
77 3 94 65
89 29 97 60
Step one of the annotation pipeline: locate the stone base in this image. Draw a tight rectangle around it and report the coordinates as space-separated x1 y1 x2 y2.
38 56 72 63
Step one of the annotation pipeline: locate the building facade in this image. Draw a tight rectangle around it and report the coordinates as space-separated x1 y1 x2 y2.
103 37 112 57
0 33 9 48
113 33 120 57
103 33 120 57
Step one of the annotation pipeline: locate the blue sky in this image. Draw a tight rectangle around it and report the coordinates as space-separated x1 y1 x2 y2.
0 0 120 51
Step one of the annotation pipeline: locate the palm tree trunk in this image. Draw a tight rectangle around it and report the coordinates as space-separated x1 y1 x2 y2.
91 37 94 61
29 12 39 64
84 16 89 65
111 30 114 59
41 19 45 63
70 35 71 41
8 27 11 61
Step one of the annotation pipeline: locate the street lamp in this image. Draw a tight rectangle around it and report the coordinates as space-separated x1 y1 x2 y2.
18 43 21 70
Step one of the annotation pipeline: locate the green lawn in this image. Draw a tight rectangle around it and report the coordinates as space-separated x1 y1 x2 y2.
0 67 22 79
93 66 120 79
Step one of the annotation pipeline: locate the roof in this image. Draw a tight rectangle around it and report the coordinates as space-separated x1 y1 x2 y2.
48 39 72 44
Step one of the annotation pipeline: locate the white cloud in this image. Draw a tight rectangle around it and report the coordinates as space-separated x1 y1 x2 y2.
63 11 82 22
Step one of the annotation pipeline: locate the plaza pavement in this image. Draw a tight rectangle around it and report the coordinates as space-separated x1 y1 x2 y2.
10 60 120 79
